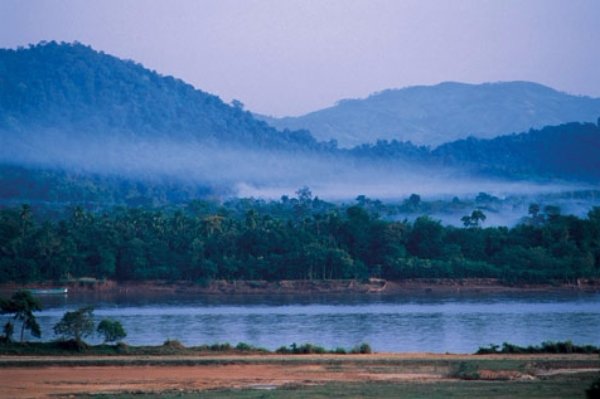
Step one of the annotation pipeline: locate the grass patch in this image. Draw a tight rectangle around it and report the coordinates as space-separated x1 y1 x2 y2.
77 374 599 398
0 340 363 357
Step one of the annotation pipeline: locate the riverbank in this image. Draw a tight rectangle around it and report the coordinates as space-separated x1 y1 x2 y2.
2 277 600 296
0 353 598 398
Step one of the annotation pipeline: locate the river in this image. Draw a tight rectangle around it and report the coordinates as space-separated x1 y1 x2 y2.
12 291 600 353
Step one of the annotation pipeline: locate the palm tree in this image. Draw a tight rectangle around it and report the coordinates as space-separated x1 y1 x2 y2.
0 290 42 342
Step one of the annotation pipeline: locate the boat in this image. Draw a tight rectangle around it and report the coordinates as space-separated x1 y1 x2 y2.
30 287 68 295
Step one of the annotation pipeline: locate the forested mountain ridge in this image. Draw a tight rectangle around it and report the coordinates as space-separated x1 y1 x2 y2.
433 122 600 181
0 41 599 208
258 81 600 147
348 121 600 181
0 41 317 149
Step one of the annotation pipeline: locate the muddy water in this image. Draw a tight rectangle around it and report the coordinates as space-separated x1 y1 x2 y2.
17 291 600 353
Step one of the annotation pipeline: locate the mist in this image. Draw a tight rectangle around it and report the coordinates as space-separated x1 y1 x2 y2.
1 129 592 205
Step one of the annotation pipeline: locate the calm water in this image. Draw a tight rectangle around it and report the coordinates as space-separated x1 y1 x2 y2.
12 291 600 353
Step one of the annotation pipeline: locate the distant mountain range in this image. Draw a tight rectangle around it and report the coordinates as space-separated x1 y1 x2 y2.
0 42 599 205
257 81 600 147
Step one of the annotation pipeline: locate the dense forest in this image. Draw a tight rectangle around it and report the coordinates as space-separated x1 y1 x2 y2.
1 191 599 284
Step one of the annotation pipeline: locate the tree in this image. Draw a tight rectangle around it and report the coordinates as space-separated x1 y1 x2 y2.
461 210 487 228
97 319 127 343
2 321 14 342
0 290 42 342
53 306 95 345
404 193 421 211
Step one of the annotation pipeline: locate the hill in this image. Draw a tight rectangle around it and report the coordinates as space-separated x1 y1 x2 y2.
258 81 600 147
0 42 598 207
433 122 600 181
0 41 316 149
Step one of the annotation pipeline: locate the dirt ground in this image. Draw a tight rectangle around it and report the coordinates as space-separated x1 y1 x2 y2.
3 277 599 297
1 353 598 398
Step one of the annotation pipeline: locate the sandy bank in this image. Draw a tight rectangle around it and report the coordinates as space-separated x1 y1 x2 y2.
2 277 599 296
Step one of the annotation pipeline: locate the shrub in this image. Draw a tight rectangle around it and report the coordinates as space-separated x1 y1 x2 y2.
475 341 600 355
209 343 232 351
275 343 326 354
115 341 129 353
351 343 372 354
57 338 89 351
162 339 185 350
235 342 252 351
97 319 127 343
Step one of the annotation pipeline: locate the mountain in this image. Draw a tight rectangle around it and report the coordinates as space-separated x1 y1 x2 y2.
258 81 600 147
0 41 317 149
0 42 599 207
0 42 332 197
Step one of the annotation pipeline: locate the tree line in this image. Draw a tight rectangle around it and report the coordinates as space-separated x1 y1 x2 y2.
1 192 599 284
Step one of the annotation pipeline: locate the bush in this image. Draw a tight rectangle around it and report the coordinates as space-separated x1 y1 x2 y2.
475 341 600 355
475 344 500 354
162 339 185 350
97 319 127 343
275 343 326 354
115 341 129 353
351 343 372 354
209 343 232 351
57 338 89 351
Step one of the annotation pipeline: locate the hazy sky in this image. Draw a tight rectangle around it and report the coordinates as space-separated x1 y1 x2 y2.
1 0 599 116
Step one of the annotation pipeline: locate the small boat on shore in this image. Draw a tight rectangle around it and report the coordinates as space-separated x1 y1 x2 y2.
30 288 68 295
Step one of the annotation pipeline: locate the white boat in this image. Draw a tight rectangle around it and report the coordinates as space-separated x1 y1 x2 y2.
30 287 68 295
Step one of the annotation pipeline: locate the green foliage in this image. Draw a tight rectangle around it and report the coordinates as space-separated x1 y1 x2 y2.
276 343 327 354
350 343 373 354
0 290 42 342
53 306 95 345
476 341 600 355
162 339 185 350
0 200 599 284
96 319 127 343
235 342 253 351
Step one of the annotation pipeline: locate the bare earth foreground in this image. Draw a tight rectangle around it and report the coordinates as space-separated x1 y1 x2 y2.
1 353 599 398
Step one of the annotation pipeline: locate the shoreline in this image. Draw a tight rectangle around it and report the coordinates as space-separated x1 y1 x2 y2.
1 277 599 296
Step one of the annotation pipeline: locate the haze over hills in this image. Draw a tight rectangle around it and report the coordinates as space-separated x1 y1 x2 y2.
257 82 600 147
0 42 599 207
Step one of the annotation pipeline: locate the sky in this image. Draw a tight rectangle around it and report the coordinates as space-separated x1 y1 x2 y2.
1 0 599 117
